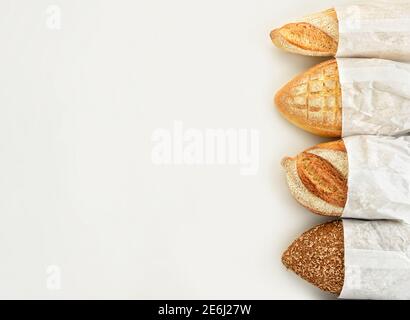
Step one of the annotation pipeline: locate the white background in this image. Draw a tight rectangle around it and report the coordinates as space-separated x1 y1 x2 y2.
0 0 353 299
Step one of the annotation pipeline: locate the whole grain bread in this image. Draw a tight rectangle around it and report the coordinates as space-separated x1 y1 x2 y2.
282 220 344 295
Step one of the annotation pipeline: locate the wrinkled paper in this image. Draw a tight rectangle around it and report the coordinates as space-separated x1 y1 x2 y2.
338 58 410 137
336 2 410 61
340 219 410 300
343 135 410 222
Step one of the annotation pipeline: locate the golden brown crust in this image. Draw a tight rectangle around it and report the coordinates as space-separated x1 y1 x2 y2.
275 59 342 138
282 220 345 295
270 8 339 56
271 22 337 55
297 153 347 208
281 139 347 217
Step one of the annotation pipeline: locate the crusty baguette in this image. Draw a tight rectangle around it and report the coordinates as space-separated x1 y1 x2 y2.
270 8 338 56
281 139 347 217
282 220 344 295
275 59 342 137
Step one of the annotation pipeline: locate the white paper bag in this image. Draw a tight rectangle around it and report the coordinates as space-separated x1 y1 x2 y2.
336 2 410 61
338 58 410 137
340 219 410 300
343 135 410 223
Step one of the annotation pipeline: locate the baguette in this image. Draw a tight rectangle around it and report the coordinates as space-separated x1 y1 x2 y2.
270 8 338 56
282 220 344 295
281 139 347 217
275 59 342 137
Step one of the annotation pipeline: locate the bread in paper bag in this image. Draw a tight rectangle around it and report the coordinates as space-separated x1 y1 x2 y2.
282 136 410 221
271 3 410 61
283 219 410 299
275 58 410 137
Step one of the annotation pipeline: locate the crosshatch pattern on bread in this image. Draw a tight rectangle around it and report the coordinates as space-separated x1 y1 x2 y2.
275 59 342 137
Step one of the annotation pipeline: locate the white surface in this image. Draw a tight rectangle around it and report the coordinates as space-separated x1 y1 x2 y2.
0 0 353 299
339 58 410 137
343 136 410 222
341 220 410 300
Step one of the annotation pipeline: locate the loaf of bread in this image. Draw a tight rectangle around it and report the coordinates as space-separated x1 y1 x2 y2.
275 59 342 137
281 139 347 217
282 220 344 295
270 8 338 56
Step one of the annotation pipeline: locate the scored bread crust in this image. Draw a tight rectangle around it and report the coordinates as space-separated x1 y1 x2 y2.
282 220 345 295
275 59 342 137
281 140 347 217
270 8 339 56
